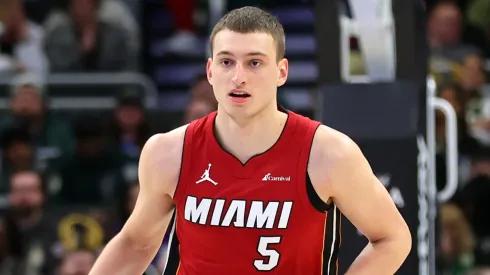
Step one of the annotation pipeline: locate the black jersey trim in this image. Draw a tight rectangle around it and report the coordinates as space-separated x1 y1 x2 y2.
306 173 332 212
163 211 180 275
322 205 341 275
305 123 331 213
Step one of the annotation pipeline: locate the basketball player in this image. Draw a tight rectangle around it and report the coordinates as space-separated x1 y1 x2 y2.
89 6 411 275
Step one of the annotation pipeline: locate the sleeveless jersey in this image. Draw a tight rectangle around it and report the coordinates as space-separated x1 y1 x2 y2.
163 109 341 275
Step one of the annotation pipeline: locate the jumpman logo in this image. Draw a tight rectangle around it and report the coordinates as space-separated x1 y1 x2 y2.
196 163 218 185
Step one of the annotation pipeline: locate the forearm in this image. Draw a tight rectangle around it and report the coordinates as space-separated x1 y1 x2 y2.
89 233 160 275
345 236 411 275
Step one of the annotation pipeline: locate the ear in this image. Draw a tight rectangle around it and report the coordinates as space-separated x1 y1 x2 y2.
277 58 289 87
206 58 213 85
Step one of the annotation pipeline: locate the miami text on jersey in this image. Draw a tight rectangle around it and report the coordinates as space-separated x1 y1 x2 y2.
184 196 293 229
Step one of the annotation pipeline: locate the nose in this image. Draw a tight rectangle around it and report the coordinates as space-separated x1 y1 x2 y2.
231 64 246 86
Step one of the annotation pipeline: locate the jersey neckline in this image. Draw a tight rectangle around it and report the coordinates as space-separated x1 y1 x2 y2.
205 106 298 177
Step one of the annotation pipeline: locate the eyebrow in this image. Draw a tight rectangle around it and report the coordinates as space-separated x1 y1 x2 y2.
216 51 268 58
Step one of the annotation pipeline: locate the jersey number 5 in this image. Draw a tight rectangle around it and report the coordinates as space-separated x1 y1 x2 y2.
254 236 281 271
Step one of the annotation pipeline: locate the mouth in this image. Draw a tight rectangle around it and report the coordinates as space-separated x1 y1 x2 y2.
228 90 251 99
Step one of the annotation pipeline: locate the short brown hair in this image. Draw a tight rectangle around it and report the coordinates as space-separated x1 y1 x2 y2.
209 6 286 61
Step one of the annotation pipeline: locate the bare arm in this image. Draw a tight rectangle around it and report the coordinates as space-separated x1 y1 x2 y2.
89 129 185 275
310 126 411 275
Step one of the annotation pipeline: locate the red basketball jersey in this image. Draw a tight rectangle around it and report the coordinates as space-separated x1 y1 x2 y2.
163 109 341 275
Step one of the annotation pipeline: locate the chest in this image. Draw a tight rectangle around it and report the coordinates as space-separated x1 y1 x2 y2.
183 154 302 200
177 153 305 231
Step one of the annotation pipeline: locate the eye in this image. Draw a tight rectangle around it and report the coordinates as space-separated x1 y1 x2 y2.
250 60 261 67
220 59 233 67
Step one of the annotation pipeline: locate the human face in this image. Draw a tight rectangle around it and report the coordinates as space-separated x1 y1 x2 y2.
207 30 288 120
116 104 143 130
10 86 43 118
429 4 462 45
9 172 44 217
69 0 97 27
185 99 215 123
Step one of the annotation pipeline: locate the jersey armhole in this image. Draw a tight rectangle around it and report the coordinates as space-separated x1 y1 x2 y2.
306 172 333 213
297 121 333 213
172 123 195 205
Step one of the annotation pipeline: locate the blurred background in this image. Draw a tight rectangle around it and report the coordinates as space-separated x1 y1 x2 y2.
0 0 488 274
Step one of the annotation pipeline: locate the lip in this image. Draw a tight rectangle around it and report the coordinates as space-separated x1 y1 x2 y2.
228 89 250 96
228 89 250 104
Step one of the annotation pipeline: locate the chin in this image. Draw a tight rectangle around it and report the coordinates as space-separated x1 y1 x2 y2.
222 104 254 119
228 106 272 124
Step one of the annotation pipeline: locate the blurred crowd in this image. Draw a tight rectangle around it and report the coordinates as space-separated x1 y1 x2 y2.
0 0 220 274
0 0 488 274
427 0 490 274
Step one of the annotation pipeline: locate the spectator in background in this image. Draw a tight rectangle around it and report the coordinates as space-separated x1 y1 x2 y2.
435 82 480 192
115 181 139 230
456 152 490 266
463 55 489 146
44 0 138 72
0 0 48 76
56 249 96 275
111 91 152 158
110 91 150 186
436 84 477 150
160 0 202 56
428 1 482 75
0 214 24 275
436 84 462 151
190 74 217 106
184 98 217 124
0 127 35 192
438 203 475 274
161 0 264 56
99 0 140 66
465 0 490 57
469 267 490 275
9 171 45 234
1 73 75 166
458 54 487 99
54 115 126 206
112 181 165 275
8 170 58 275
0 0 16 29
110 181 138 249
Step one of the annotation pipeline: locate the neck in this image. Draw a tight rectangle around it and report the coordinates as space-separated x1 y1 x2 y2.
76 19 96 32
29 116 44 134
16 209 42 230
428 36 443 48
214 104 288 163
429 36 460 49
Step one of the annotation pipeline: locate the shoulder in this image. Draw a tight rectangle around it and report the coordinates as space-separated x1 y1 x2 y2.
142 124 188 165
138 125 189 195
308 125 366 198
310 125 361 165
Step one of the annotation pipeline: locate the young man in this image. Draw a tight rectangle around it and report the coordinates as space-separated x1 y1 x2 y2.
89 6 411 275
